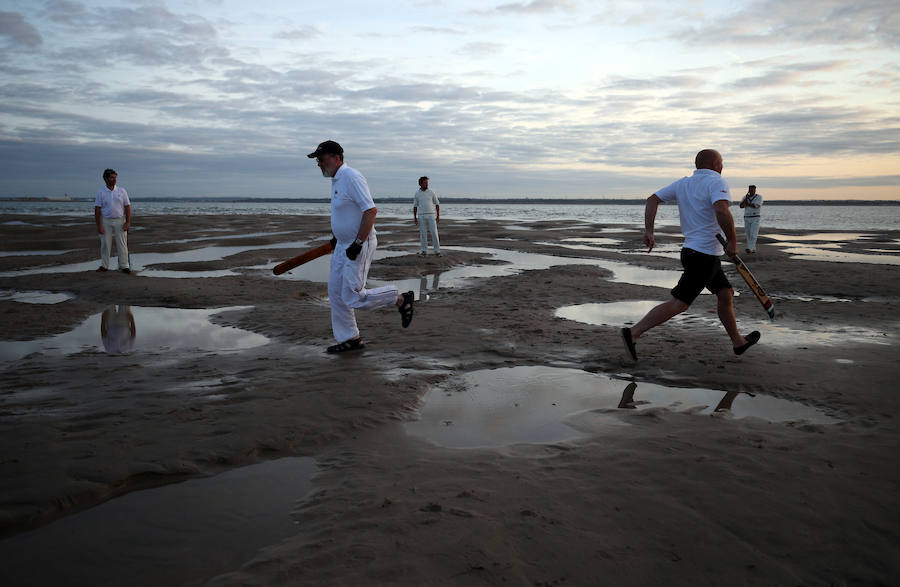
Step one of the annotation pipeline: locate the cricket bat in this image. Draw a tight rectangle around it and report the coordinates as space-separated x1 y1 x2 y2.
716 233 775 320
273 241 334 275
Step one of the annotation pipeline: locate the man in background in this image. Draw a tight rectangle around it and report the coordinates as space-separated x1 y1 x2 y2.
94 168 131 273
740 184 763 253
620 149 760 361
413 176 441 256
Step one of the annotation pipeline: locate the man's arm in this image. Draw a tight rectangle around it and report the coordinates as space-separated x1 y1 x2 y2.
643 194 662 252
95 206 104 234
435 204 440 223
356 207 377 242
713 200 738 257
413 206 418 225
123 205 131 231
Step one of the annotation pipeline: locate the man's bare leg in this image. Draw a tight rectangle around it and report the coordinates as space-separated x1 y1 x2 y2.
631 298 689 339
715 288 747 347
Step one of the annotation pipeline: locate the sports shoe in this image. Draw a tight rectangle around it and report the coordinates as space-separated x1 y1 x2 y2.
733 331 761 355
620 327 637 361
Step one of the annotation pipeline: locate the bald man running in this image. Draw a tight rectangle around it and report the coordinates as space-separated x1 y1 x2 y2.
620 149 760 361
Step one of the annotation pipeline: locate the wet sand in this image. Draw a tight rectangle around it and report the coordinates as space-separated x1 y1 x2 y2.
1 213 899 585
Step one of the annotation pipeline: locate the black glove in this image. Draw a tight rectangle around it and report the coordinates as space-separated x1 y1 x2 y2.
330 235 337 249
346 240 362 260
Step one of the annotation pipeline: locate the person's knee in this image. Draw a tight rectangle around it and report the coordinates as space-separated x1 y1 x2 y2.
716 288 735 303
671 299 690 314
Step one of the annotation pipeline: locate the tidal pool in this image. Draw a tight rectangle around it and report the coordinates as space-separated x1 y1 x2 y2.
0 457 316 587
556 301 895 347
0 305 268 363
404 366 836 449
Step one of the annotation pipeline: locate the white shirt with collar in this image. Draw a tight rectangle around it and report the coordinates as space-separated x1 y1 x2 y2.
655 168 732 256
330 164 376 244
94 185 130 218
413 188 440 215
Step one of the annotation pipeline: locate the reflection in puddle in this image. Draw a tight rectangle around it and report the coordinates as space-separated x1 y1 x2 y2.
0 305 268 363
0 240 313 277
436 246 684 290
555 300 670 326
0 290 75 304
0 457 316 587
404 366 835 449
765 233 875 242
556 301 895 347
777 246 900 265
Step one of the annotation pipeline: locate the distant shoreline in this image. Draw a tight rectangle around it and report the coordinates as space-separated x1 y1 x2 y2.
2 197 898 206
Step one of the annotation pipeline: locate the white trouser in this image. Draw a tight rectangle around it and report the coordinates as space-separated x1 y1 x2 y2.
328 233 398 343
744 216 761 251
418 214 440 253
99 216 129 269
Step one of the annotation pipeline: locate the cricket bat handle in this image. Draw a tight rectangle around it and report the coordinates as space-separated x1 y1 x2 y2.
273 241 335 275
715 233 732 256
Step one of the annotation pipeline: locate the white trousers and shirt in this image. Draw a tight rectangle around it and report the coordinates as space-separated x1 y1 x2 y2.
743 194 763 252
94 185 131 270
413 188 440 254
328 164 398 344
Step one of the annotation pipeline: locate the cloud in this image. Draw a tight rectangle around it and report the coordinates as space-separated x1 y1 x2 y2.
489 0 577 15
0 11 42 47
678 0 899 48
273 25 322 41
456 42 504 58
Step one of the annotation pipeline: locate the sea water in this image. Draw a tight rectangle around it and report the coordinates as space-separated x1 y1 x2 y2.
1 200 898 232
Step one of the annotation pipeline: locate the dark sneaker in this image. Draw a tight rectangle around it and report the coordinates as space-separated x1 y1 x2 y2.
620 327 637 361
733 331 761 355
96 266 108 272
399 290 414 328
326 338 365 353
121 268 131 274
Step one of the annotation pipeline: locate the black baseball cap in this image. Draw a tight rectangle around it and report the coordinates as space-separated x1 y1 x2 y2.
307 140 344 158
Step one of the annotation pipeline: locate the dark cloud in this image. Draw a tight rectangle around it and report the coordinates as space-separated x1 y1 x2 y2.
0 11 42 47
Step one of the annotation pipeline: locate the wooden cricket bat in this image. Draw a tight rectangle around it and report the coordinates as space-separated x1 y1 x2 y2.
273 241 334 275
716 233 775 320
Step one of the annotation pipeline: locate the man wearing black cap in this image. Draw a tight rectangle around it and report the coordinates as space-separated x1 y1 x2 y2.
307 140 414 353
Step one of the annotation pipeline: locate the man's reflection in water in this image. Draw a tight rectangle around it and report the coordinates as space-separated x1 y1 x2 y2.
419 274 441 300
616 382 754 412
101 304 136 354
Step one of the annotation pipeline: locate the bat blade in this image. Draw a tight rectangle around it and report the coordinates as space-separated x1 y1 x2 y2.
716 234 775 320
273 241 334 275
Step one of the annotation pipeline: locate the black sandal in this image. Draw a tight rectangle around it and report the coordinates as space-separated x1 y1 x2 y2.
326 338 365 353
398 290 414 328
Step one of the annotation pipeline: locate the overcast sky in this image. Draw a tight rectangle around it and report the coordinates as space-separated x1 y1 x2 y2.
1 0 898 200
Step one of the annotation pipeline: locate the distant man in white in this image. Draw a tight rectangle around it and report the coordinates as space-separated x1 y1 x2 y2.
94 168 132 273
413 176 441 256
740 184 763 253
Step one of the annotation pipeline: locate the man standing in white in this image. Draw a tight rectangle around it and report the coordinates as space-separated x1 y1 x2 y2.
94 168 131 273
413 176 441 256
308 140 415 353
740 184 763 253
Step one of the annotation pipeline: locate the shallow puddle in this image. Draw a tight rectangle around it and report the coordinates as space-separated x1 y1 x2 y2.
437 246 684 289
404 366 836 449
556 301 894 347
0 289 75 304
0 457 315 587
0 305 268 363
777 245 900 265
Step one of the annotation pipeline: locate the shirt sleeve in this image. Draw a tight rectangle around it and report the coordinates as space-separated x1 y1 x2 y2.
432 191 440 205
121 188 131 206
347 172 376 212
654 179 679 203
710 178 731 204
93 189 103 206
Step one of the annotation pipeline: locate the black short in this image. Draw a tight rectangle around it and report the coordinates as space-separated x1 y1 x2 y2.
670 248 732 305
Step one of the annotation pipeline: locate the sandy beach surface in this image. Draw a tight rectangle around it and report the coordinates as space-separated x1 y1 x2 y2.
1 213 899 586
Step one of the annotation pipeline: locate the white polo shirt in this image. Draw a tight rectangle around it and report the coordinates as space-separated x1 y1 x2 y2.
655 169 732 255
330 164 376 243
413 189 440 215
94 185 130 218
